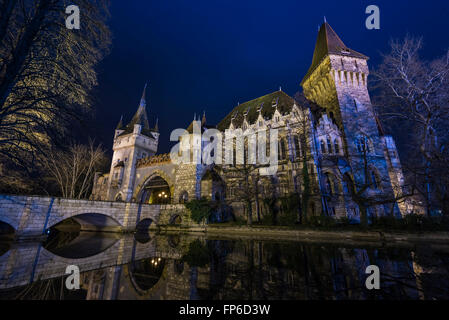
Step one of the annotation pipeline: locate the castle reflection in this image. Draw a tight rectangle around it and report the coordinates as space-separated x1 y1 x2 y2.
1 233 449 300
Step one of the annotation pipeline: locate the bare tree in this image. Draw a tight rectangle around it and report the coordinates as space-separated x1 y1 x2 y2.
0 0 111 178
41 140 107 199
371 35 449 216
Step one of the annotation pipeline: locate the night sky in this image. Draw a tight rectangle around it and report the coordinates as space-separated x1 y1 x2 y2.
89 0 449 154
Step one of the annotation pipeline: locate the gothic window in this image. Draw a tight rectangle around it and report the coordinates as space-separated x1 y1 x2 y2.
356 137 371 154
294 136 301 158
179 191 188 204
325 173 333 195
279 139 287 160
343 173 354 195
353 99 358 112
371 170 379 189
320 140 326 153
333 178 340 195
327 137 333 154
334 139 340 154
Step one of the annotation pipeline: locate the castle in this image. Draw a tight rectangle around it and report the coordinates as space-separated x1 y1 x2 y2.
92 22 411 223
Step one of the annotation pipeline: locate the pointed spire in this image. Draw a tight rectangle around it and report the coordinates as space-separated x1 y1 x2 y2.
116 115 123 130
154 117 159 132
302 22 368 84
324 16 327 23
121 84 151 136
140 83 148 108
194 112 196 121
201 111 206 125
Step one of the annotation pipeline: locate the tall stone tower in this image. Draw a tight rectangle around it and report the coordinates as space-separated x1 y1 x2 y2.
301 22 401 216
106 84 159 202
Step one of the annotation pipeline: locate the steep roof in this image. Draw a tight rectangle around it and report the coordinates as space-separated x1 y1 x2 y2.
118 84 156 139
217 90 295 131
302 22 368 84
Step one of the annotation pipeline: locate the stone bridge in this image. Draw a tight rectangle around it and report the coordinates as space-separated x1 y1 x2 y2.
0 195 190 238
0 234 193 291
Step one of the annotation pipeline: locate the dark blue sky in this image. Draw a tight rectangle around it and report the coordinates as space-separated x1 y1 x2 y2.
90 0 449 153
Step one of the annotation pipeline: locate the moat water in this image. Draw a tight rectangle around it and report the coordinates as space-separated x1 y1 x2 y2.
1 231 449 300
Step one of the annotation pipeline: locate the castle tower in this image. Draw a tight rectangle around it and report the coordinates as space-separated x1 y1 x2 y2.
301 22 402 217
107 84 159 202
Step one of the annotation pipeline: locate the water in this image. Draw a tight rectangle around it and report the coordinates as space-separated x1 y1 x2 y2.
1 231 449 300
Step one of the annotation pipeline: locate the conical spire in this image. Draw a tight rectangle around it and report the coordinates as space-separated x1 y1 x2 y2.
302 22 368 84
116 115 123 130
140 83 148 108
154 117 159 132
201 111 206 125
121 83 151 135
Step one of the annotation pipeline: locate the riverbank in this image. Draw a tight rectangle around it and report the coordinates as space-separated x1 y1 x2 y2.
157 224 449 245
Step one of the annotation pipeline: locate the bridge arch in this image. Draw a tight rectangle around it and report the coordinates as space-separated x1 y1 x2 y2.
0 220 15 237
126 257 167 296
136 218 155 233
47 212 123 233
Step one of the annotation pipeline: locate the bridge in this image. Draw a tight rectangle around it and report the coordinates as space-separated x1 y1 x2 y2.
0 195 190 238
0 233 194 291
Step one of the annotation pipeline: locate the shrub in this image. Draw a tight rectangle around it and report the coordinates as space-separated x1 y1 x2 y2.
185 199 213 224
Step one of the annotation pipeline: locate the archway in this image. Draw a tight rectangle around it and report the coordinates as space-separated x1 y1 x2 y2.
136 218 154 233
200 170 225 201
0 220 14 238
140 176 171 204
129 257 166 294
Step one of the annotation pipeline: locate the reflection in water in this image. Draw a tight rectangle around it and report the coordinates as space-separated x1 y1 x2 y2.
44 231 120 259
1 232 449 300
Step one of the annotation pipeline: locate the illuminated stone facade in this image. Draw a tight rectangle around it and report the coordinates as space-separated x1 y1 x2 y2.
92 22 411 222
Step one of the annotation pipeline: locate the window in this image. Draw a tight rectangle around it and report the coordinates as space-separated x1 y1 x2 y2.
371 171 379 189
320 140 326 153
294 136 301 158
354 99 358 112
325 173 333 195
343 173 353 195
327 138 332 154
279 139 287 160
334 139 340 154
356 137 371 154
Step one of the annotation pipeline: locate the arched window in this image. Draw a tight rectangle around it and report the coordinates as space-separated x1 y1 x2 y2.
343 173 354 195
334 139 340 154
320 140 326 153
333 178 340 195
294 136 301 158
179 191 188 204
327 137 333 154
324 173 333 195
371 171 379 189
279 139 287 160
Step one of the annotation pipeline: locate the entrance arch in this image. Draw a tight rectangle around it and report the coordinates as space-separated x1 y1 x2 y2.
200 170 225 201
140 176 171 204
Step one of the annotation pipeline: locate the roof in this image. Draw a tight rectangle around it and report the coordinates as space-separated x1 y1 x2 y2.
302 22 368 84
217 90 295 131
118 84 157 139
